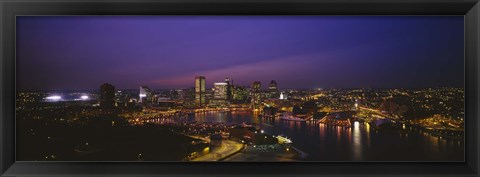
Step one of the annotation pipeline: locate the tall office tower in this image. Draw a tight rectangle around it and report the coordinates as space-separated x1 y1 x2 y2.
233 86 249 101
195 76 206 107
251 81 262 109
139 86 153 103
100 83 115 108
269 80 279 99
225 77 233 101
213 82 228 100
252 81 261 92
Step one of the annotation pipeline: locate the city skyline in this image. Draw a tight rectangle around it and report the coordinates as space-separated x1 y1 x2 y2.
17 16 464 90
15 16 465 162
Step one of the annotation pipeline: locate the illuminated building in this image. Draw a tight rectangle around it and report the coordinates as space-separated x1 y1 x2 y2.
139 86 153 104
252 81 261 92
195 76 206 107
269 80 279 98
213 82 228 100
114 90 127 107
233 86 249 101
100 83 115 108
210 82 229 107
251 81 262 109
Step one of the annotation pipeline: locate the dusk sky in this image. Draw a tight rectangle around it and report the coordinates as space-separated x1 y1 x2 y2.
17 16 464 90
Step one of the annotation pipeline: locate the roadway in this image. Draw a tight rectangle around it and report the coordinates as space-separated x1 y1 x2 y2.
358 106 388 117
188 135 244 161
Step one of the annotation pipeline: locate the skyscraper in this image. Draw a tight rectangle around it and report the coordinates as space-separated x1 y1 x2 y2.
233 86 248 101
139 86 153 104
269 80 279 99
213 82 228 100
195 76 206 107
225 77 233 101
100 83 115 108
252 81 261 91
251 81 262 109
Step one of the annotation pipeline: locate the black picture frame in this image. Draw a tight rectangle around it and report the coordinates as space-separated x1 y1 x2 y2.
1 0 479 176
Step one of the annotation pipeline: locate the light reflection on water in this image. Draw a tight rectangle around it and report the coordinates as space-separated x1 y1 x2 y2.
353 121 361 160
186 111 464 161
319 123 326 141
365 122 371 148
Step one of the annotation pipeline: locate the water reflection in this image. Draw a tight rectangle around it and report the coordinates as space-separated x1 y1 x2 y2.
319 124 326 141
353 121 361 160
365 122 370 148
336 126 342 141
185 111 463 161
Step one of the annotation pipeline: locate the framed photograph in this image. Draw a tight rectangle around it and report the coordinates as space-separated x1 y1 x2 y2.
1 0 479 176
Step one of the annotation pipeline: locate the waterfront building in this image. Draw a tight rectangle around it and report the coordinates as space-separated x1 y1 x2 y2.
157 97 175 111
100 83 115 108
213 82 228 100
210 82 229 107
195 76 206 107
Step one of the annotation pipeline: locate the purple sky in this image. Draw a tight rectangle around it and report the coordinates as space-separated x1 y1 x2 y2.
17 16 464 90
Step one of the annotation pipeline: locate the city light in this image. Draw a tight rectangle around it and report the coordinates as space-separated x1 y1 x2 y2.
203 147 210 153
15 16 465 162
45 95 61 101
17 77 464 162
